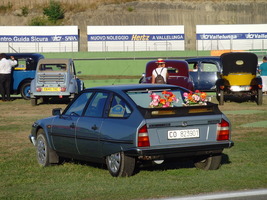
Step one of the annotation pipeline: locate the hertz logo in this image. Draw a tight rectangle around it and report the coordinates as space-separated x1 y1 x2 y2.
131 34 150 41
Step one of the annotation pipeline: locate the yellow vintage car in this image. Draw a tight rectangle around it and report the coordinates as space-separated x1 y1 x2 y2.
216 52 263 105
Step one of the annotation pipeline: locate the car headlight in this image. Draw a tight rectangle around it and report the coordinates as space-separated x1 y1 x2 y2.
32 122 39 128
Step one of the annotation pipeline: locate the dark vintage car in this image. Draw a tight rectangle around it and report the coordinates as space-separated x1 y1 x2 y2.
216 52 262 105
29 84 234 177
186 57 222 91
139 60 194 91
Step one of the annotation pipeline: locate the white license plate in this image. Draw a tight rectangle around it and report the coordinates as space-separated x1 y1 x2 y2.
230 86 250 92
168 129 200 140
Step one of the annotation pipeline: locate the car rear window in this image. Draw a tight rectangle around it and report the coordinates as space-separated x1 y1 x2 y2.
39 64 67 71
126 89 185 108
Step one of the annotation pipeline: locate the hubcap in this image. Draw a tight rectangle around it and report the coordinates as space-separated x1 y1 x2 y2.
107 153 121 173
37 138 46 165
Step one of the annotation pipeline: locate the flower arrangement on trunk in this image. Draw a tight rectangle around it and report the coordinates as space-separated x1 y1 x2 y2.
183 90 208 106
149 91 178 108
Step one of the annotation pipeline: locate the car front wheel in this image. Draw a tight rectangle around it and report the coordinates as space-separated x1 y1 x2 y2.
36 129 59 167
194 154 222 170
36 130 50 167
106 152 136 177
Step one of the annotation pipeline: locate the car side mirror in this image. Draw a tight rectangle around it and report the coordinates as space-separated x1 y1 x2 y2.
52 108 62 116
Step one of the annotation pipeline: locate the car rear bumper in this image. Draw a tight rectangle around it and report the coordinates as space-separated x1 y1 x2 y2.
124 141 234 159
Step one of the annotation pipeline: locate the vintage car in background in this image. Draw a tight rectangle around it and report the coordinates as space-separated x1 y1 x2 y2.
6 53 44 100
139 60 194 91
30 58 84 106
186 57 222 91
216 52 262 105
29 84 233 177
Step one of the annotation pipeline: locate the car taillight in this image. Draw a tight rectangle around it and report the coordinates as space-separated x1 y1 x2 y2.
61 87 66 92
217 119 230 141
36 87 42 92
138 125 150 147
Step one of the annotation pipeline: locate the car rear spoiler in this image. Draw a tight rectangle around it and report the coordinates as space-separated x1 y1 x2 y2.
137 102 222 119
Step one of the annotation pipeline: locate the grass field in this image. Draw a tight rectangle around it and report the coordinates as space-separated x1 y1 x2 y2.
0 94 267 200
1 51 267 199
41 51 212 87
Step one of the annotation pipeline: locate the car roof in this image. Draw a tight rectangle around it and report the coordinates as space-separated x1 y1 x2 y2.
6 53 44 60
185 56 220 62
38 58 72 64
84 84 182 92
220 52 258 75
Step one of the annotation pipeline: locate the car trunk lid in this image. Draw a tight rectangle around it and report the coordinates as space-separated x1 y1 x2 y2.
137 103 226 147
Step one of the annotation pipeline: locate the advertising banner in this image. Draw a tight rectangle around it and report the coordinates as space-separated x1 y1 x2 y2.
196 24 267 51
0 26 79 52
87 26 185 52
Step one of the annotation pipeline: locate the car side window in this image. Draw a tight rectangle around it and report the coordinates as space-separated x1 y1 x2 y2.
64 92 93 116
84 92 108 117
108 95 132 118
188 62 198 72
201 62 218 72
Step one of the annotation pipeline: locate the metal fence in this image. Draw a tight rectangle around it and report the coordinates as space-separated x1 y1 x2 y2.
1 42 78 53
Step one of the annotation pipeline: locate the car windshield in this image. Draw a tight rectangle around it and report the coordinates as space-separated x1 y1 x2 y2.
126 88 185 108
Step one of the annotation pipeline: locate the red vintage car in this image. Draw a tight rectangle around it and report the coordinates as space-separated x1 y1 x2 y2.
139 59 194 91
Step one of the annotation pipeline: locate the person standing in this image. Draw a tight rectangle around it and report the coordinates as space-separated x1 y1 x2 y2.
151 58 169 84
259 56 267 95
0 53 17 101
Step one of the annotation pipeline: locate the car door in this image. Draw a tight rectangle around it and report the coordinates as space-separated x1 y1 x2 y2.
189 60 220 91
51 92 93 154
75 91 109 158
99 94 136 157
198 61 220 90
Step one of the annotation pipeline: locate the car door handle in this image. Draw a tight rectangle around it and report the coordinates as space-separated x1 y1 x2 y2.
91 124 98 130
70 123 75 129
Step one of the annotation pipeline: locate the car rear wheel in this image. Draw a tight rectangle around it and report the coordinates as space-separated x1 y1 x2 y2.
106 152 136 177
194 154 222 170
139 77 144 84
31 98 37 106
20 82 31 100
256 88 263 105
219 90 224 105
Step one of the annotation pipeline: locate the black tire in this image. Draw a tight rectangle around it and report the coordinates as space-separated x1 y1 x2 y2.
36 130 51 167
31 98 37 106
256 88 263 105
219 90 224 105
36 129 59 167
194 154 222 170
106 152 136 177
42 97 49 104
20 82 31 100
